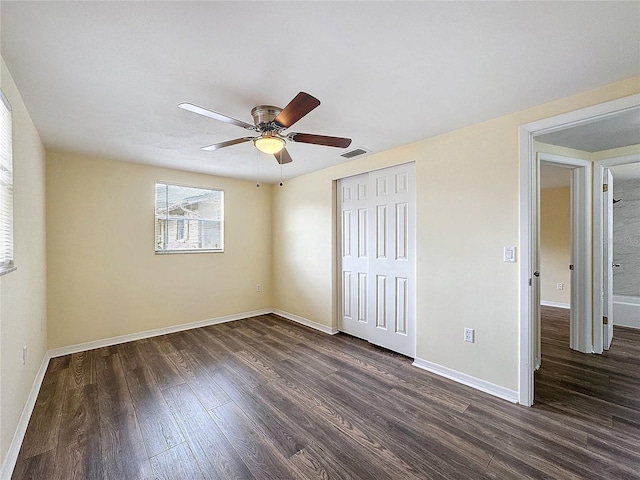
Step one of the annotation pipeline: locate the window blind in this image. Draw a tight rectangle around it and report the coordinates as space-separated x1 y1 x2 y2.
0 90 13 272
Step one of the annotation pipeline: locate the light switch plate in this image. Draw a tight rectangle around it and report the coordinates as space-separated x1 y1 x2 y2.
504 246 517 263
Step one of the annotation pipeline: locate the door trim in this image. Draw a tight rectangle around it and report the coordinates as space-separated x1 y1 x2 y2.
518 94 640 406
593 153 640 353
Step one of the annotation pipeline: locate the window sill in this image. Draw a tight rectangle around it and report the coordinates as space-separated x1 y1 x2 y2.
0 266 17 277
155 250 224 255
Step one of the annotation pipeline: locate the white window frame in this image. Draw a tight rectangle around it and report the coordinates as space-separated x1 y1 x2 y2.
0 90 15 275
155 182 224 254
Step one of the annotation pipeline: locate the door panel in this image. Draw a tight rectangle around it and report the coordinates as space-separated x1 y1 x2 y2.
339 175 370 340
603 169 614 350
367 165 416 356
534 155 541 370
338 164 416 357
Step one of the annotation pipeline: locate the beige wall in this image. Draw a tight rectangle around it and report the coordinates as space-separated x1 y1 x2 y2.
46 152 273 349
591 144 640 161
540 187 572 305
272 76 640 392
0 59 47 469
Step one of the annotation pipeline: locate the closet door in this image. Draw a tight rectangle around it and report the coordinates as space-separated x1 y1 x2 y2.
367 163 415 357
338 163 415 357
339 172 370 340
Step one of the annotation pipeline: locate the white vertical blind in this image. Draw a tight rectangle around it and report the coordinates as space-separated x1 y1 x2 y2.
0 90 14 272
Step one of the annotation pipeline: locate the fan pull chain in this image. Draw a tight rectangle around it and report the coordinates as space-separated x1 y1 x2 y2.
256 150 261 188
280 161 284 187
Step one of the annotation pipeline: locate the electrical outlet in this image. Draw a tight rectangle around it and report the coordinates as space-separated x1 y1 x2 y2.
256 284 261 292
556 283 564 290
22 346 27 365
464 328 475 343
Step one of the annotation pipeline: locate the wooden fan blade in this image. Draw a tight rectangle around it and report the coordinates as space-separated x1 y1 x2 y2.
201 137 254 151
274 148 293 165
179 103 256 130
273 92 320 128
288 133 352 148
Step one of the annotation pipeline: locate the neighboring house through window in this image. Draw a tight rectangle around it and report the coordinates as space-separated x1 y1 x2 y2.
0 90 14 275
155 182 224 253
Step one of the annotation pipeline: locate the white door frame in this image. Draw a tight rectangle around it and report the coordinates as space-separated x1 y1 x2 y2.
518 94 640 406
593 153 640 353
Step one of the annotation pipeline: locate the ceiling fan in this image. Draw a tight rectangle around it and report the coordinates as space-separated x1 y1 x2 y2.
178 92 352 165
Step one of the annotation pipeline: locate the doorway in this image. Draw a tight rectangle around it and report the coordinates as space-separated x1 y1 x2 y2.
593 154 640 352
538 163 572 365
533 154 592 371
337 163 416 357
519 94 640 406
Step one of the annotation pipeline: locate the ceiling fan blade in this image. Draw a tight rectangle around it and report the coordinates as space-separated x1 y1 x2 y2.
179 103 256 130
201 137 255 151
274 148 293 165
288 133 352 148
273 92 321 128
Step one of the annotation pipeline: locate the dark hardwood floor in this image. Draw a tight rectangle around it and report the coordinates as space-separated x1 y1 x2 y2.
12 308 640 479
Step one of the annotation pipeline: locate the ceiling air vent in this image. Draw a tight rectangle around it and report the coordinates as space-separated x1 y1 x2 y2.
340 148 369 159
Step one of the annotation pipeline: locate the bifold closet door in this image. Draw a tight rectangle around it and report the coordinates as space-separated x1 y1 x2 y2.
339 163 415 357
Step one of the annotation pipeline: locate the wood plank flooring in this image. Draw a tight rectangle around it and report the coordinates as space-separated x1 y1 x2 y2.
12 309 640 479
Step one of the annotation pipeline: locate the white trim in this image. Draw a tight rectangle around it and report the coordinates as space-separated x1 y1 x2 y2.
272 309 339 335
48 308 271 358
412 357 519 404
540 301 570 309
518 94 640 407
0 354 49 480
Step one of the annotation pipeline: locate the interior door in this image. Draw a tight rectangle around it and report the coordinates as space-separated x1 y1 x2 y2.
366 164 416 357
603 169 614 350
533 155 542 370
339 172 370 340
338 163 416 358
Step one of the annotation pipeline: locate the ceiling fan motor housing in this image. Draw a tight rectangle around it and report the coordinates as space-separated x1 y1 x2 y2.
251 105 283 132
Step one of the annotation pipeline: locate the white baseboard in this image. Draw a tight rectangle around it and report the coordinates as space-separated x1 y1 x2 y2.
1 354 50 480
540 301 570 309
412 357 519 404
48 308 272 358
271 309 339 335
0 307 338 478
1 308 273 479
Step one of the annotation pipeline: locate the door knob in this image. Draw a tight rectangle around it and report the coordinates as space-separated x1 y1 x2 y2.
533 271 540 277
613 263 621 268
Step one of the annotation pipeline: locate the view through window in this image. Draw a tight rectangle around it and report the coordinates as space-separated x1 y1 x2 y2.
155 183 224 253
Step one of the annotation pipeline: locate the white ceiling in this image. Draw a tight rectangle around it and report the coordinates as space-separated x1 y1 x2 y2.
536 108 640 153
2 1 639 183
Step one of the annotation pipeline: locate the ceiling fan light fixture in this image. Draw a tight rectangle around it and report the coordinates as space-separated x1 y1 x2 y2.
254 136 285 154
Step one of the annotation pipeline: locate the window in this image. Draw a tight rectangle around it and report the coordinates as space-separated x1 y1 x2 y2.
176 219 185 241
0 90 14 274
155 183 224 253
